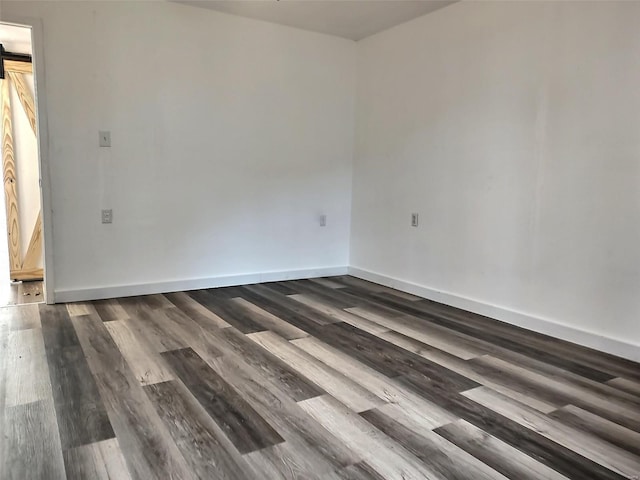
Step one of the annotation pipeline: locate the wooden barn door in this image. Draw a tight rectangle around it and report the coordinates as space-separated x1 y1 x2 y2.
1 59 43 281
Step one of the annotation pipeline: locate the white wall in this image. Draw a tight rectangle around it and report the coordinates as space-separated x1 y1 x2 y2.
1 1 355 299
2 1 638 359
352 1 640 354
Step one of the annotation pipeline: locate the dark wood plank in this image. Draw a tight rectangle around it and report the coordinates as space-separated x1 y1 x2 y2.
40 305 115 449
91 299 127 323
310 277 349 290
161 347 285 454
117 295 172 316
187 289 267 333
163 291 230 329
261 281 300 296
40 303 80 350
144 380 256 479
46 347 115 449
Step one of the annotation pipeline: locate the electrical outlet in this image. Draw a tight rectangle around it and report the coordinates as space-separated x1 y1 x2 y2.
99 131 111 147
101 209 113 224
319 214 327 227
411 213 419 227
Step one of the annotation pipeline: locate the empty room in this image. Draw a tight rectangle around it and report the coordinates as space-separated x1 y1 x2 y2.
0 0 638 479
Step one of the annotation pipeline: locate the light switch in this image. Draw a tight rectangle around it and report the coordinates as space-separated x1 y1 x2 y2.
99 131 111 147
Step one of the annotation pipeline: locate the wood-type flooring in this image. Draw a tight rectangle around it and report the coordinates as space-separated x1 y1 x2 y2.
1 276 639 479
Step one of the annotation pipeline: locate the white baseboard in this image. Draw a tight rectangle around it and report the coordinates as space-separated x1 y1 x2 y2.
349 267 640 363
53 263 639 362
54 266 349 304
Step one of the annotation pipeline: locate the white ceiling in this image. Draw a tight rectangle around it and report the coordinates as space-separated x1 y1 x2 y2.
0 24 32 54
173 1 456 41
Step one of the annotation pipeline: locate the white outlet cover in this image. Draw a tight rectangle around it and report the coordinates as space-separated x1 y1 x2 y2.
99 131 111 147
101 209 113 224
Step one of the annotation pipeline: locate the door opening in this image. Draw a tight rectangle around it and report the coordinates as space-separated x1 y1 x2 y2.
0 23 43 306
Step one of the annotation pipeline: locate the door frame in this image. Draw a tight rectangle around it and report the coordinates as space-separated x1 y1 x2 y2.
0 16 54 303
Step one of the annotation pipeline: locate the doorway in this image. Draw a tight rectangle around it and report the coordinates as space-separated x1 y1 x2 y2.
0 23 43 306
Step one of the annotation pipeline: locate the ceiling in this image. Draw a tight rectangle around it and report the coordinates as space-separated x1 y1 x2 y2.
173 1 456 41
0 24 32 54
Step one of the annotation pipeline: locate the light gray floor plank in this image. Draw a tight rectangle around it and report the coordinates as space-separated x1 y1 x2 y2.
435 419 570 480
3 399 66 480
66 302 97 317
607 377 640 397
63 438 131 480
105 319 174 386
244 441 345 480
299 394 448 480
4 328 50 407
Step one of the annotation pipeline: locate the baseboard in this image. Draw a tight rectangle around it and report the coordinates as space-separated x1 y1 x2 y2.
54 266 349 304
348 267 640 363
